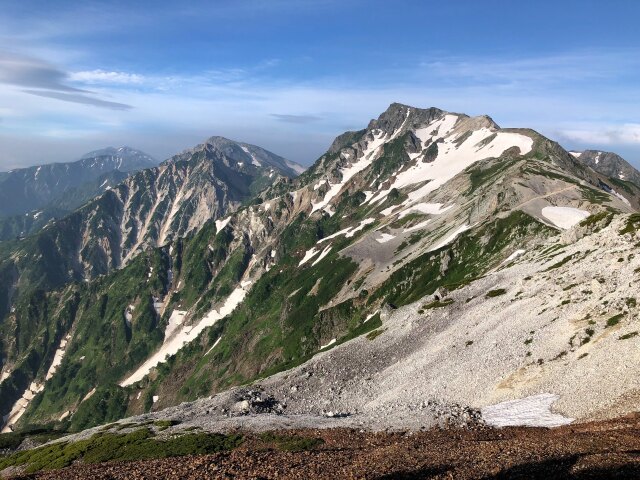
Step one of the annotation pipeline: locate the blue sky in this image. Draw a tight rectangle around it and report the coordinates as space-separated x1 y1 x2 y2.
1 0 640 169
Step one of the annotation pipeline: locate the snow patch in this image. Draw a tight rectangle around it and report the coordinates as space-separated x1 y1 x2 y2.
311 130 387 214
364 310 379 322
299 247 319 266
2 381 44 432
368 123 532 206
481 393 574 427
311 246 332 266
45 334 71 381
240 146 262 166
317 218 376 244
503 249 526 264
215 216 231 233
398 203 453 219
204 336 222 356
320 338 336 350
404 219 432 233
428 224 472 252
82 387 97 403
541 206 590 230
375 233 396 243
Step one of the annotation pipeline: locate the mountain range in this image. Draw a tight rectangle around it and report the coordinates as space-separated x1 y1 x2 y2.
0 147 157 241
1 103 639 446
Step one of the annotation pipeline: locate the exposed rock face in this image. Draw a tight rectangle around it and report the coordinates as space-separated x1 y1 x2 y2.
576 150 640 187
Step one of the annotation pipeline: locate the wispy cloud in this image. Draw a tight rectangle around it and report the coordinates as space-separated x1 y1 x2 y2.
0 50 133 109
270 113 322 124
559 124 640 146
69 69 144 85
0 51 86 92
22 89 132 110
420 51 640 87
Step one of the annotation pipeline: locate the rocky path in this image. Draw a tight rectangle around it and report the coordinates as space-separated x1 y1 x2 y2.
13 414 640 479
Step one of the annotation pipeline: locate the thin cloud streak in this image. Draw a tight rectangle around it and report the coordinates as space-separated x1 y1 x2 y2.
270 113 322 124
0 50 87 92
22 89 133 110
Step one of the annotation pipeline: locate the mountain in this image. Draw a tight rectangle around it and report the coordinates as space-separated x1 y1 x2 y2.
0 136 303 320
1 104 638 437
571 149 640 190
172 136 306 178
0 147 157 219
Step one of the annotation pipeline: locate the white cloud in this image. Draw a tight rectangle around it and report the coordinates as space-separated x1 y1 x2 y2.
69 69 144 85
559 124 640 146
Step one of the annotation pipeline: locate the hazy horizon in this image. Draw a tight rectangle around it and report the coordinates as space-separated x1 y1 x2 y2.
2 0 640 170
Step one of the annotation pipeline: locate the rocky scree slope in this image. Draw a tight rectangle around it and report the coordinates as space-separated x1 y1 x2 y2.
1 103 637 433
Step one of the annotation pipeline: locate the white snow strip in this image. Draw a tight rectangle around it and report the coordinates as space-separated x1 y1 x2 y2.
569 151 582 158
204 336 222 356
317 227 352 244
311 130 387 214
240 146 261 166
364 310 379 322
314 179 328 191
120 285 250 386
45 334 71 381
320 338 336 350
82 387 97 403
398 203 453 219
164 310 187 340
316 218 376 244
428 224 472 252
311 246 332 266
2 381 44 432
345 218 375 238
381 205 399 216
215 216 231 233
404 219 432 233
375 233 396 243
503 249 526 264
299 247 319 266
481 393 574 427
541 206 590 230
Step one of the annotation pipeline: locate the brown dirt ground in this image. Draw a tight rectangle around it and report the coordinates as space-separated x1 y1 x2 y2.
12 414 640 479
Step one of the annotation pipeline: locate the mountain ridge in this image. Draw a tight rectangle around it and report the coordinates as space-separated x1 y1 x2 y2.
2 103 639 437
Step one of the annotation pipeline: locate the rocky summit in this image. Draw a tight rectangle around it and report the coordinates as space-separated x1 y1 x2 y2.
1 103 640 477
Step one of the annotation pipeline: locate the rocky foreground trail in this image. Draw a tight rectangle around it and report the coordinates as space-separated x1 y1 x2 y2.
12 414 640 479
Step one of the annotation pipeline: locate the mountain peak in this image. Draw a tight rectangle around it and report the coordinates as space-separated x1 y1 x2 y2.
79 146 157 172
171 135 306 177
